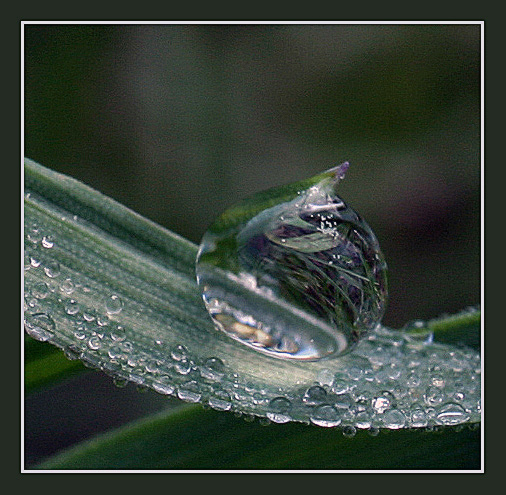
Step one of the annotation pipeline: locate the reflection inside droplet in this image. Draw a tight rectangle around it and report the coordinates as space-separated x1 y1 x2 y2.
196 163 388 361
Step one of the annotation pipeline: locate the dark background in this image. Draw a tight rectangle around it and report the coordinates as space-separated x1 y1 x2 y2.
23 23 482 466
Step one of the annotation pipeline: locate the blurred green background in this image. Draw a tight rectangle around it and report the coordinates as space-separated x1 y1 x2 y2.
23 23 482 467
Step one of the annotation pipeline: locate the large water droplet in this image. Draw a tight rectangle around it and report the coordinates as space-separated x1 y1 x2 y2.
196 163 387 361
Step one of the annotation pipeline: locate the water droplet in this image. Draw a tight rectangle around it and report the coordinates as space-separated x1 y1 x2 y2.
382 409 406 429
24 313 55 342
44 261 60 278
108 344 123 360
200 357 226 381
105 294 123 314
30 255 41 268
208 390 232 411
424 385 445 406
171 344 188 361
64 299 80 315
74 327 87 340
267 397 292 423
110 325 126 341
177 381 202 403
435 403 470 425
303 385 327 405
113 377 129 388
342 425 357 438
174 358 192 375
372 394 392 414
410 406 428 427
88 336 102 350
355 410 372 429
331 376 350 395
60 278 74 295
310 404 342 427
32 282 49 299
41 235 54 248
152 376 175 395
196 164 387 361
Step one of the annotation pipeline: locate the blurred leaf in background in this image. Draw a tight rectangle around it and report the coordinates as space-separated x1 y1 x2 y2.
23 22 482 469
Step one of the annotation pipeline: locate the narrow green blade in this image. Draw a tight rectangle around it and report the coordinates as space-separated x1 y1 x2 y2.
34 405 481 470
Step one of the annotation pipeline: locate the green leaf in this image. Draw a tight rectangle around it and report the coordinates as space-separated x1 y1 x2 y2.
24 335 87 393
23 158 481 429
34 404 480 470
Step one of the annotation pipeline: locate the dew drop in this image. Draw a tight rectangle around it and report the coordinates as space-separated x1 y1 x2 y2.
30 255 41 268
310 404 342 427
151 376 175 395
196 163 387 361
44 261 60 278
41 235 54 249
177 381 202 403
113 377 129 388
110 325 126 341
303 385 327 406
174 358 192 375
108 344 123 360
424 385 445 406
342 425 357 438
200 357 226 381
208 390 232 411
382 409 406 429
88 336 102 350
24 313 55 342
266 397 292 423
64 299 80 315
32 282 49 299
105 294 123 314
435 403 470 426
171 344 188 361
60 278 75 295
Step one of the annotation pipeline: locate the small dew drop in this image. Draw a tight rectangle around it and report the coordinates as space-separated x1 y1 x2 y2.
424 385 445 406
30 255 41 268
113 377 129 388
60 278 75 295
44 261 61 278
175 358 192 375
24 313 56 342
171 344 188 361
310 404 342 427
342 425 357 438
303 385 328 406
152 376 175 396
110 325 126 341
88 336 102 350
435 403 470 426
41 235 54 249
32 282 49 299
177 381 202 403
266 397 292 424
382 409 406 429
105 294 123 315
200 357 225 381
74 328 87 340
208 390 232 411
64 299 80 315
